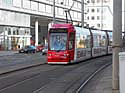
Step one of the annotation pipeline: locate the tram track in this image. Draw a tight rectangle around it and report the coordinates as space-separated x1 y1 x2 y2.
33 56 112 93
61 57 112 93
0 55 112 93
0 64 62 92
75 62 111 93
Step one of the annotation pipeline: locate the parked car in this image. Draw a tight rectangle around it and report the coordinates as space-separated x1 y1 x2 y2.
36 45 44 52
42 46 48 55
19 45 36 53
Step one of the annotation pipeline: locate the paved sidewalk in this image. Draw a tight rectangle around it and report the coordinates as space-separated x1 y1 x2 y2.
0 51 18 56
0 52 46 75
82 65 112 93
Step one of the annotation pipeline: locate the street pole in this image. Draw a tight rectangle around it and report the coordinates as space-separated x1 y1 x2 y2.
101 0 103 30
35 19 38 46
3 30 5 50
81 0 84 28
53 0 56 23
112 0 122 92
124 0 125 36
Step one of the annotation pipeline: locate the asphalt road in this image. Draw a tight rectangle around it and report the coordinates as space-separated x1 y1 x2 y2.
0 54 112 93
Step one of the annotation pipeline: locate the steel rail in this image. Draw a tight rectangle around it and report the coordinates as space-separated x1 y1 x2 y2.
75 63 111 93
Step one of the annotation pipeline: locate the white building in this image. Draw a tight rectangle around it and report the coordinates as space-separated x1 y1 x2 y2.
0 0 82 50
84 0 113 30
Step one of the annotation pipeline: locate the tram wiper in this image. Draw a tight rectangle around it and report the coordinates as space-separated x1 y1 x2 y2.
56 50 61 52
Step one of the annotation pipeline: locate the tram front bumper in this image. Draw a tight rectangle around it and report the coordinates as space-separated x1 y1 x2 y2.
47 56 70 64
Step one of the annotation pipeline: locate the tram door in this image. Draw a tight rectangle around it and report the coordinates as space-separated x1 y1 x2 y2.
68 32 75 61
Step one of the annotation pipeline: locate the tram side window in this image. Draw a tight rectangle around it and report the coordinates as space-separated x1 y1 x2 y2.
108 32 112 46
100 35 106 47
76 34 91 48
69 33 75 50
93 35 100 47
85 35 91 48
93 34 106 47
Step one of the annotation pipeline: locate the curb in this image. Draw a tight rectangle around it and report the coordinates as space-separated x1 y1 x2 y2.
0 62 46 75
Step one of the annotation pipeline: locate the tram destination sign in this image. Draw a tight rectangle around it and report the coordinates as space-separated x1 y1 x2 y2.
49 29 67 33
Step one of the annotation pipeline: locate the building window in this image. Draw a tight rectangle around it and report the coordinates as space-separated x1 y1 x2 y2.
39 3 46 12
91 16 95 20
55 7 58 15
87 9 89 12
46 5 52 13
17 29 19 35
78 13 81 19
13 0 21 7
87 16 89 20
3 0 12 6
31 1 38 11
97 16 100 20
58 8 64 16
74 11 78 18
96 0 100 3
87 0 90 3
8 28 11 35
23 0 30 9
97 24 100 27
91 0 95 3
97 8 100 13
13 31 16 35
74 2 78 8
65 0 69 6
91 9 95 12
69 0 73 6
78 3 81 9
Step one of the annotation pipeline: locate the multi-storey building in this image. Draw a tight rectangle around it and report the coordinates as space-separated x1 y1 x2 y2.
0 0 81 50
84 0 113 30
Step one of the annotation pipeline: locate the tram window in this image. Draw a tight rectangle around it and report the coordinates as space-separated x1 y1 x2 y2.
85 35 91 48
77 35 91 48
108 32 112 46
69 33 75 50
93 35 100 47
93 33 107 47
50 33 67 50
100 35 106 47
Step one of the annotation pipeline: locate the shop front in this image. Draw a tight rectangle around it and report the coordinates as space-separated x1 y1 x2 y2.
0 10 31 50
0 27 31 50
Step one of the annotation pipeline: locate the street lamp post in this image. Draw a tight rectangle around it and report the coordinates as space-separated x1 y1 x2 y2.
53 0 56 23
101 0 103 30
81 0 84 28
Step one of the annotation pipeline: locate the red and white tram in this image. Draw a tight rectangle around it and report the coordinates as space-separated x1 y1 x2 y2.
47 23 112 64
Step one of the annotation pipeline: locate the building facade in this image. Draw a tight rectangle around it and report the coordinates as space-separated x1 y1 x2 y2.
0 0 82 50
0 9 31 50
84 0 113 30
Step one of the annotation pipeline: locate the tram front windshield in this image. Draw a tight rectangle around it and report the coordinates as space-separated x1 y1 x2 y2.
49 33 67 51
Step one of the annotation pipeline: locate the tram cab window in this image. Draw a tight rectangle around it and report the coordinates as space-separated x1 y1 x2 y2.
69 32 75 50
49 33 67 51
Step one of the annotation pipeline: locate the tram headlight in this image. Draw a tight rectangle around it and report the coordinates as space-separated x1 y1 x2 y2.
48 54 52 56
64 54 69 57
